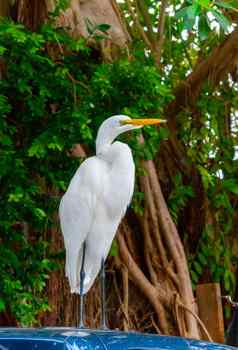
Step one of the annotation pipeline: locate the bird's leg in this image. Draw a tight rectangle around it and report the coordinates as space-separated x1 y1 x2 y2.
79 241 86 328
100 257 108 329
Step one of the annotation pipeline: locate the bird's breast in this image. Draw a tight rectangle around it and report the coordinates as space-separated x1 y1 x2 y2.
101 143 135 219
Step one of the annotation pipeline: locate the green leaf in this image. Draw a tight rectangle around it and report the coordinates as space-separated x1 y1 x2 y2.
188 4 201 18
47 137 64 151
215 0 236 10
70 38 87 52
158 127 169 140
175 6 191 19
85 18 95 35
210 8 231 31
94 34 108 42
28 142 46 158
198 0 211 8
194 261 203 275
0 45 6 55
224 270 230 291
41 259 52 271
109 240 118 257
8 187 24 203
224 304 231 319
197 252 207 266
96 23 111 33
200 243 210 257
34 208 47 220
223 179 238 195
179 4 201 29
0 134 12 146
198 14 211 40
0 299 6 312
191 270 199 283
197 165 214 190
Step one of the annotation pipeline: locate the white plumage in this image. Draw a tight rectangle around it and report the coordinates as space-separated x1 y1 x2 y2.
59 115 165 295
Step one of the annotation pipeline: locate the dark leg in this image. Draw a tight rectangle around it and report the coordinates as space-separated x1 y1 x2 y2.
79 241 86 328
100 257 108 329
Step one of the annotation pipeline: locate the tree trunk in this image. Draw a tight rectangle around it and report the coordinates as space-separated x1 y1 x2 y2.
2 0 201 337
4 0 238 339
0 0 11 17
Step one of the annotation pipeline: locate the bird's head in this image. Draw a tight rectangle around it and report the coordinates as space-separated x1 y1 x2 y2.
96 115 166 154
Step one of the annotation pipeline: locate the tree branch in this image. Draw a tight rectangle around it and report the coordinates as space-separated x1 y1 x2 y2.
167 26 238 120
135 0 155 44
117 228 170 333
124 0 152 50
155 0 167 65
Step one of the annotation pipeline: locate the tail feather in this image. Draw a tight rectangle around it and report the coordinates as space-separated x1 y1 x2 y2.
66 246 103 295
66 248 81 292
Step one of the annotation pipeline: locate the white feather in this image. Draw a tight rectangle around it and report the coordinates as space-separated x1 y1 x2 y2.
59 115 136 294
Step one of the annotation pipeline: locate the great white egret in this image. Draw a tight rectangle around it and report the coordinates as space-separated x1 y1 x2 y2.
59 115 166 327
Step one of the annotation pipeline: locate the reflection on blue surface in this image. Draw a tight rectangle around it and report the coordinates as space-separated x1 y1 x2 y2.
0 339 64 350
187 339 237 350
0 328 236 350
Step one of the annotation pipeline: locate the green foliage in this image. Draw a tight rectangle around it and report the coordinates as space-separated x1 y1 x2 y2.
48 0 70 18
168 174 194 223
0 20 93 325
109 239 118 257
190 226 236 294
175 0 237 39
0 19 172 325
120 0 238 299
85 18 111 41
179 84 238 295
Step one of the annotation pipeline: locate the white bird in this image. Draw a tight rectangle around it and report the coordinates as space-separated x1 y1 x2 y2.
59 115 165 326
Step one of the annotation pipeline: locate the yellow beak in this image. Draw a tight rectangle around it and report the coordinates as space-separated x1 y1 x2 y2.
121 118 167 126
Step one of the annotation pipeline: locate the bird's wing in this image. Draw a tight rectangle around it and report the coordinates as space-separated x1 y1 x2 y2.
81 142 135 294
59 156 107 293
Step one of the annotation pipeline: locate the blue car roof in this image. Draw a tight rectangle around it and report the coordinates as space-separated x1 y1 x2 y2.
0 327 235 350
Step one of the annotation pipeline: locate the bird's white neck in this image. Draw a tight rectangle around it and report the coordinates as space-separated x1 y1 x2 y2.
96 128 117 155
95 116 138 155
96 139 113 156
96 141 133 172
